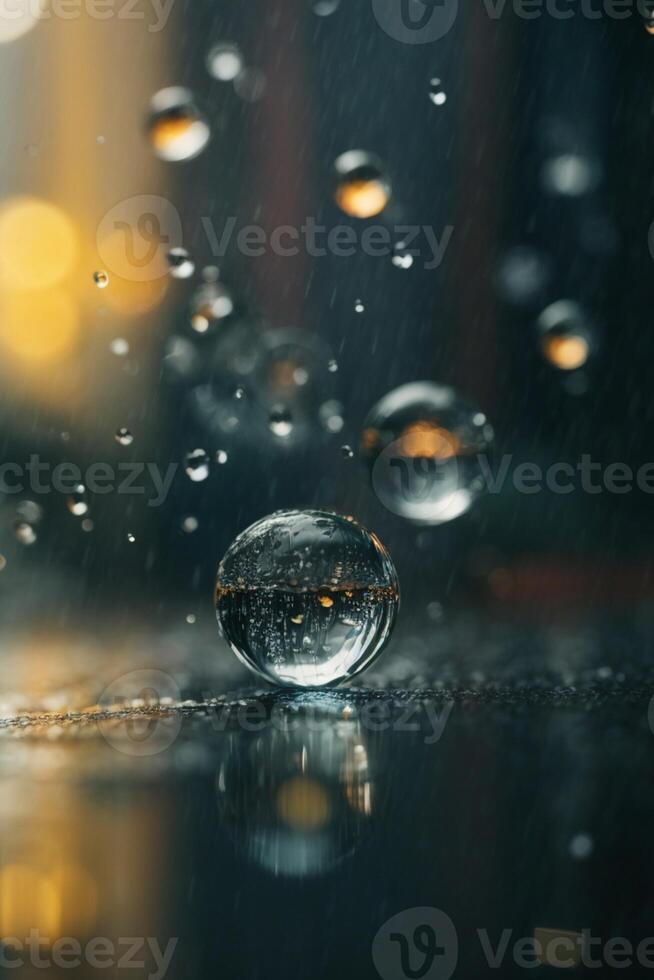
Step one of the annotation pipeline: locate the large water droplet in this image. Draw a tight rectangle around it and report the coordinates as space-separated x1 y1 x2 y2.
147 87 210 163
333 151 391 219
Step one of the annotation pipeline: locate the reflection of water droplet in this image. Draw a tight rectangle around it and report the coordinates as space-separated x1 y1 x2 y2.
333 151 391 219
392 242 414 269
147 87 210 163
185 448 211 482
115 427 134 446
15 522 37 545
234 386 245 400
341 445 354 459
206 42 244 81
93 270 109 288
269 406 294 438
67 484 89 518
167 247 195 279
215 509 399 687
109 337 129 357
428 77 447 105
537 300 594 372
361 382 494 526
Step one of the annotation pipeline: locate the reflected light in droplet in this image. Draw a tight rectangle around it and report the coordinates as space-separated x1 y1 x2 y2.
276 777 331 831
541 334 590 371
0 198 77 289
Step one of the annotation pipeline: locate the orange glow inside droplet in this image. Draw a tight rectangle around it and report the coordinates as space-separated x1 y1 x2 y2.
541 334 589 371
335 179 389 219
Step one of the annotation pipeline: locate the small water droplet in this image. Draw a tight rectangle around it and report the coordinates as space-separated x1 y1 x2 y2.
341 445 354 459
185 448 210 482
67 485 89 517
216 450 229 464
234 387 245 400
182 516 199 533
93 270 109 289
354 299 365 313
269 406 294 438
81 518 94 532
109 337 129 357
115 427 134 447
428 77 447 106
15 522 37 546
206 42 244 81
127 532 136 543
392 242 414 269
16 500 43 524
167 247 195 280
186 613 197 624
333 150 391 219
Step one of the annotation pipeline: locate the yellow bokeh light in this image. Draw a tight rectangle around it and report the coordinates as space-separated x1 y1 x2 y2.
0 197 77 289
0 288 79 362
335 179 389 219
541 333 589 371
276 777 331 831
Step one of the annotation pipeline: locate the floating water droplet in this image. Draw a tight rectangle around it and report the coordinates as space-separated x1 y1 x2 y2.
341 445 354 459
147 87 210 163
392 242 414 269
115 427 134 446
16 500 43 525
269 406 294 438
541 153 600 198
190 282 234 333
182 516 199 533
67 484 89 517
167 247 195 280
186 613 197 624
215 510 399 687
15 522 37 546
428 77 447 106
93 270 109 289
81 518 94 532
234 386 245 400
109 337 129 357
361 382 494 525
354 299 365 314
216 450 229 464
206 42 244 81
328 358 339 373
333 151 391 219
319 400 345 433
537 300 594 371
127 532 136 543
185 448 211 482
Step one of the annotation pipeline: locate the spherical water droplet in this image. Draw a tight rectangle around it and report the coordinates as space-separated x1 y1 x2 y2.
392 242 414 269
109 337 129 357
333 151 391 219
312 0 340 14
269 406 294 438
186 613 197 624
541 153 600 198
182 516 199 533
93 270 109 289
537 300 594 371
81 518 94 532
185 448 210 482
67 485 89 517
127 532 136 543
206 42 244 82
319 400 345 434
569 833 593 860
115 427 134 447
167 247 195 280
216 450 229 464
361 382 494 525
190 282 234 333
341 445 354 459
354 300 365 314
428 77 447 105
147 87 210 163
215 509 399 687
15 522 37 545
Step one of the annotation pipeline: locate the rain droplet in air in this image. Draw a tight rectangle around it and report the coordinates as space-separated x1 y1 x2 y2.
127 532 136 543
269 406 294 438
216 450 229 464
215 510 399 687
392 242 414 269
147 87 211 163
15 522 37 546
354 299 365 313
93 270 109 289
190 282 234 333
167 247 195 280
182 516 199 533
328 358 339 372
341 445 354 459
67 484 89 517
333 150 391 219
115 427 134 446
109 337 129 357
206 42 244 81
537 300 594 372
185 448 211 482
428 77 447 106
